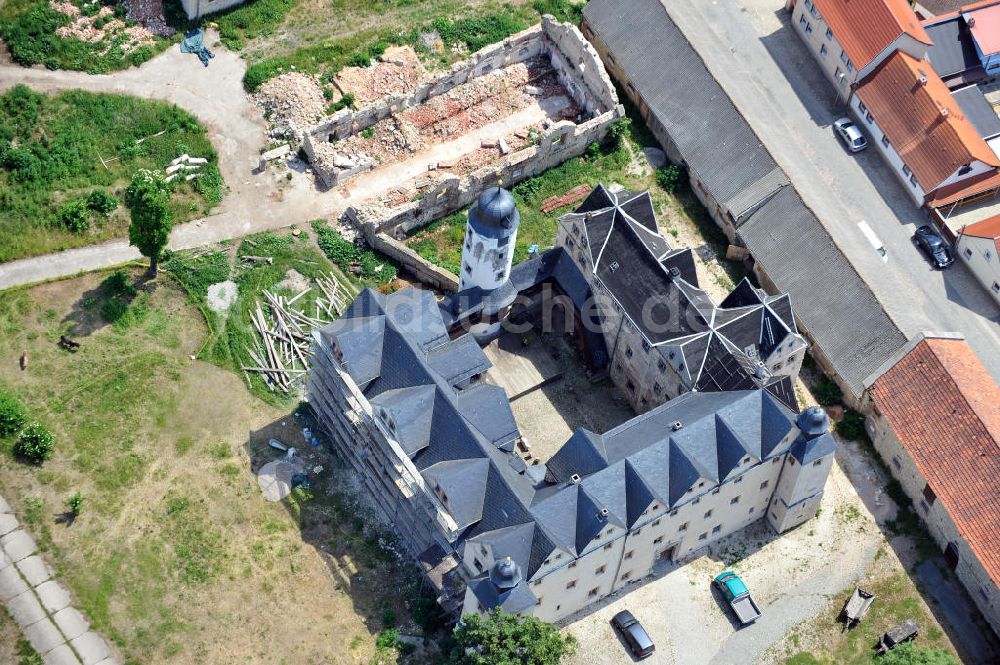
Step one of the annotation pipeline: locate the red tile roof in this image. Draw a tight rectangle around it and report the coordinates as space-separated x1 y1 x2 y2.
871 337 1000 585
813 0 932 68
962 213 1000 254
855 51 1000 194
926 168 1000 207
967 2 1000 54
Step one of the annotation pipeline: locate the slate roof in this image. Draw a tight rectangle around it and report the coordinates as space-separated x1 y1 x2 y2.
582 0 788 219
924 16 981 80
811 0 931 69
870 337 1000 585
952 85 1000 139
565 185 804 399
738 186 907 397
544 389 817 533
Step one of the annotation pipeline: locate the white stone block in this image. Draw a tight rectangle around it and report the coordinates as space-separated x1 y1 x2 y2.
24 617 65 654
0 562 28 601
36 580 72 614
8 589 46 626
53 607 90 641
71 631 111 665
0 512 18 536
16 555 53 587
43 644 82 665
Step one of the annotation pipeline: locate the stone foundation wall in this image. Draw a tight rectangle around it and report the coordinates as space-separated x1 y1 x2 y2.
303 16 621 188
365 230 461 292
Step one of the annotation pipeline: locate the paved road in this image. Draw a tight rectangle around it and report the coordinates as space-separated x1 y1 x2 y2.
0 495 118 665
664 0 1000 383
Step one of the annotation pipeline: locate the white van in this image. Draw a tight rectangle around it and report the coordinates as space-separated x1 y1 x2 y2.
858 221 887 262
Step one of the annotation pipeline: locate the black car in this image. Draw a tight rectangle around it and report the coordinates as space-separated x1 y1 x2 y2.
610 610 655 660
913 225 954 269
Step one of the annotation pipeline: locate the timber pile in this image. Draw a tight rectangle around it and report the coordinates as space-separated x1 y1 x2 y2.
243 273 350 393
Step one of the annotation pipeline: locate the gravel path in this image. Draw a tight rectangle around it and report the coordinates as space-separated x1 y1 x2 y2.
0 495 119 665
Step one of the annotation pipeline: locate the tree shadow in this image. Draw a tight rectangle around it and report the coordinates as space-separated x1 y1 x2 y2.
243 407 448 654
60 268 154 337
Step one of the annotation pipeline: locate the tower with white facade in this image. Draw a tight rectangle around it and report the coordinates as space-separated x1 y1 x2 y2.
768 406 837 533
459 186 521 341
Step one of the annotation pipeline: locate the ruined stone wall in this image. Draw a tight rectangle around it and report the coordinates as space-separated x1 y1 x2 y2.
302 16 621 188
363 230 461 292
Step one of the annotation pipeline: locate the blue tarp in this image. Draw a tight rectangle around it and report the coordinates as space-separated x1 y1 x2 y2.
180 28 215 67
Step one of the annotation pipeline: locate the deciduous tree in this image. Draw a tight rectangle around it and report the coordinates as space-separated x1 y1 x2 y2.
448 609 576 665
125 169 173 277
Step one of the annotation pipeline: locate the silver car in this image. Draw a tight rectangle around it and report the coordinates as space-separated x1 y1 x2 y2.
834 117 867 152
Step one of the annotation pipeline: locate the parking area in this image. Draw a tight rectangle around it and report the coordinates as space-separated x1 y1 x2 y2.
663 0 1000 382
560 438 958 665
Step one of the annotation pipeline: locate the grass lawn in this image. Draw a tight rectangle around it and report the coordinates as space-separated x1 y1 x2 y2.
0 86 223 263
163 224 397 407
0 0 173 73
0 264 436 664
780 568 958 665
231 0 583 91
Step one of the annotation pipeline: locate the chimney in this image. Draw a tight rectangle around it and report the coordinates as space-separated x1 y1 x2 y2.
969 16 976 27
671 421 683 431
917 69 928 86
570 473 581 484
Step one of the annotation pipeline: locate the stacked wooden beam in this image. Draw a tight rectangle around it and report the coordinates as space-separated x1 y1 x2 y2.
242 272 351 393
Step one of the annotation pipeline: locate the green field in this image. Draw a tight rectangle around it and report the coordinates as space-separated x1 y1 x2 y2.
0 0 173 73
0 86 223 263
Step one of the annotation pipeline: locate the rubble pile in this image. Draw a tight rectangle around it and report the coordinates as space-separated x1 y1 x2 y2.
329 115 427 169
254 73 328 137
51 1 155 52
335 46 429 105
121 0 174 36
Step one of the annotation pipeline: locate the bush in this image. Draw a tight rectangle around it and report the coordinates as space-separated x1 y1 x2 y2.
0 391 27 437
66 491 84 516
813 376 843 407
835 409 866 442
58 199 90 232
15 423 54 464
607 116 632 149
655 164 684 194
879 642 959 665
86 189 119 215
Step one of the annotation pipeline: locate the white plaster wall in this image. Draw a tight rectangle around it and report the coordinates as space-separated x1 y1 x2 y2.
459 225 516 291
791 0 857 101
849 95 928 204
956 234 1000 304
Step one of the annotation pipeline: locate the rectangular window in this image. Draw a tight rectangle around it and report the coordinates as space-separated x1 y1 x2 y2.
621 571 631 580
567 237 575 249
749 507 755 514
805 22 812 35
692 497 700 505
568 561 577 569
641 339 650 353
496 271 505 280
840 50 850 65
652 519 661 527
498 235 509 247
633 528 641 536
653 383 662 396
760 480 769 490
624 550 633 560
566 580 576 589
903 164 911 176
920 499 930 513
734 476 743 484
813 459 823 466
773 457 781 464
993 282 1000 294
730 496 740 505
678 522 688 532
704 510 713 519
464 264 472 274
881 134 890 148
603 542 613 551
588 588 599 598
711 488 720 495
596 565 606 575
858 101 867 115
698 532 707 541
625 347 633 359
892 456 902 470
658 360 667 373
626 380 635 393
826 27 833 39
923 484 936 505
669 509 678 517
865 112 874 124
653 536 663 544
810 4 820 18
909 174 918 187
712 525 721 534
799 15 807 29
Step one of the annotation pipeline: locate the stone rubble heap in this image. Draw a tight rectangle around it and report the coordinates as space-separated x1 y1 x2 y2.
254 73 328 140
335 46 429 105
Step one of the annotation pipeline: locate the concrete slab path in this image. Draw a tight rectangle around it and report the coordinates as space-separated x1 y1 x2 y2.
0 496 118 664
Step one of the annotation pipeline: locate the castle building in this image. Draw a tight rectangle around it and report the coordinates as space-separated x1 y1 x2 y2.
307 185 834 623
458 187 522 342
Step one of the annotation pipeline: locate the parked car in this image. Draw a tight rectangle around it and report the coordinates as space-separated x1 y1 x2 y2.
714 571 762 625
834 117 868 152
610 610 655 659
913 225 954 269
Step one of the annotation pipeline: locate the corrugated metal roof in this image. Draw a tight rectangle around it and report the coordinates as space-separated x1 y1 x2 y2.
738 187 907 396
583 0 787 216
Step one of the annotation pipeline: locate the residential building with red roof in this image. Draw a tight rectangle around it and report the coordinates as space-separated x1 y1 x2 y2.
956 213 1000 301
853 50 1000 204
965 0 1000 74
790 0 932 101
865 333 1000 638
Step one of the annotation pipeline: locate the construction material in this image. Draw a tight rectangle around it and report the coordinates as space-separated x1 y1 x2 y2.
180 28 215 67
242 273 350 394
540 184 592 214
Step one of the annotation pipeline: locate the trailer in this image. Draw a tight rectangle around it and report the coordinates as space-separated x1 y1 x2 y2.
714 571 762 625
840 587 876 628
877 619 919 654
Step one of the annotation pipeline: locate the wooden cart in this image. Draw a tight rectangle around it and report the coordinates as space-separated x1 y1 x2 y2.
840 587 876 628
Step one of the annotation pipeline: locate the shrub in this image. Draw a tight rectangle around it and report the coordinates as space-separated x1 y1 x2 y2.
66 491 84 516
15 423 54 464
86 189 119 215
655 164 684 194
835 409 866 442
58 199 91 232
607 116 631 149
813 376 843 407
0 391 27 437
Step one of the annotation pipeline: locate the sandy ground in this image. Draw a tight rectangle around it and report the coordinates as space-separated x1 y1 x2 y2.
560 441 934 665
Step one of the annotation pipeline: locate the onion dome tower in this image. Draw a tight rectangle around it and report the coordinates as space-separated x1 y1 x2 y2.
459 185 522 341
